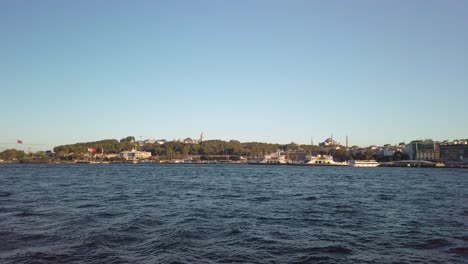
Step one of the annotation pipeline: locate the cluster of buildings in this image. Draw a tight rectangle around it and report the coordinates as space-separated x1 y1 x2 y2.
315 136 468 164
74 135 468 166
137 133 205 146
251 138 468 167
119 150 152 160
404 139 468 164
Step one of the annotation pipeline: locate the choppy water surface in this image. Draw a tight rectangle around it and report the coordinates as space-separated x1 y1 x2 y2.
0 164 467 263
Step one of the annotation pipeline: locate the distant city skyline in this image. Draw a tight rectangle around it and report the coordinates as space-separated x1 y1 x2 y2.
1 133 467 153
1 1 467 151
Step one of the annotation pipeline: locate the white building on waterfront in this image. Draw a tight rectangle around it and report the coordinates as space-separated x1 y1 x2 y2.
120 150 152 160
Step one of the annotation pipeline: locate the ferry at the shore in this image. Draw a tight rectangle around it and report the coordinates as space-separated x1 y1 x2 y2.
349 160 380 167
248 150 289 164
304 154 348 166
248 156 288 164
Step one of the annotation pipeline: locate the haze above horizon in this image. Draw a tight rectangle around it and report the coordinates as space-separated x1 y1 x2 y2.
1 1 467 151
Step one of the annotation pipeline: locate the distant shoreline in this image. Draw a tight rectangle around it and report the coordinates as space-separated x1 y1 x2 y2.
1 161 467 169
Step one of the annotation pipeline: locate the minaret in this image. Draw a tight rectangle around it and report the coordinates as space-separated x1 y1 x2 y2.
346 135 348 148
200 132 204 143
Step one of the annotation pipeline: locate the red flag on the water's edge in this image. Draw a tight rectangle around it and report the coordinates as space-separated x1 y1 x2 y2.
88 148 97 153
17 139 23 144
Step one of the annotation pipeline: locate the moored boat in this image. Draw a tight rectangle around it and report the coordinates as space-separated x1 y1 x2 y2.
304 154 348 166
349 160 380 167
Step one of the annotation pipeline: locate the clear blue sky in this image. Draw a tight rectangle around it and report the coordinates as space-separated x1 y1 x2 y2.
1 0 467 151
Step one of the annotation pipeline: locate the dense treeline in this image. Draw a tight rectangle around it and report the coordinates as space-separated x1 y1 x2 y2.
0 149 55 161
140 140 284 159
53 138 136 157
0 149 26 161
14 136 408 162
51 138 324 160
140 140 315 159
138 140 362 160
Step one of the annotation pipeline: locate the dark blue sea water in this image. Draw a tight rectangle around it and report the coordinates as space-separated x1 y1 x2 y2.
0 164 467 263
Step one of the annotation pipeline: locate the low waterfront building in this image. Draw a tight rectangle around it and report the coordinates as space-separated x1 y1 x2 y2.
290 150 308 162
250 150 289 164
120 150 152 160
440 144 468 163
404 140 440 161
376 148 396 157
103 153 119 159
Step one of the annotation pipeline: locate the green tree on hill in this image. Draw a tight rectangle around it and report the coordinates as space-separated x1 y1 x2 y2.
0 149 26 161
120 136 135 143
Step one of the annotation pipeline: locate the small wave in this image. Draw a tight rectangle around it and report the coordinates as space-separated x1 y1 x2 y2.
14 210 37 217
70 240 105 256
304 196 317 201
414 238 452 249
128 215 165 228
177 216 206 225
223 227 242 236
335 204 350 209
22 251 75 263
451 247 468 256
245 236 278 245
303 217 326 224
256 216 294 223
270 231 291 240
217 253 263 263
0 191 12 197
22 233 49 241
303 207 322 214
293 255 331 264
320 245 353 254
250 196 271 202
220 194 242 198
334 206 358 215
77 203 100 208
378 194 394 201
95 211 125 218
404 220 422 227
297 245 353 256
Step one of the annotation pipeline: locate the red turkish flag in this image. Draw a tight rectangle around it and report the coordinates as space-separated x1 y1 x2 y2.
88 148 97 153
17 139 23 144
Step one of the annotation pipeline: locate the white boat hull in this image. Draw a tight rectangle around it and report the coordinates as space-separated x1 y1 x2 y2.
349 160 380 167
